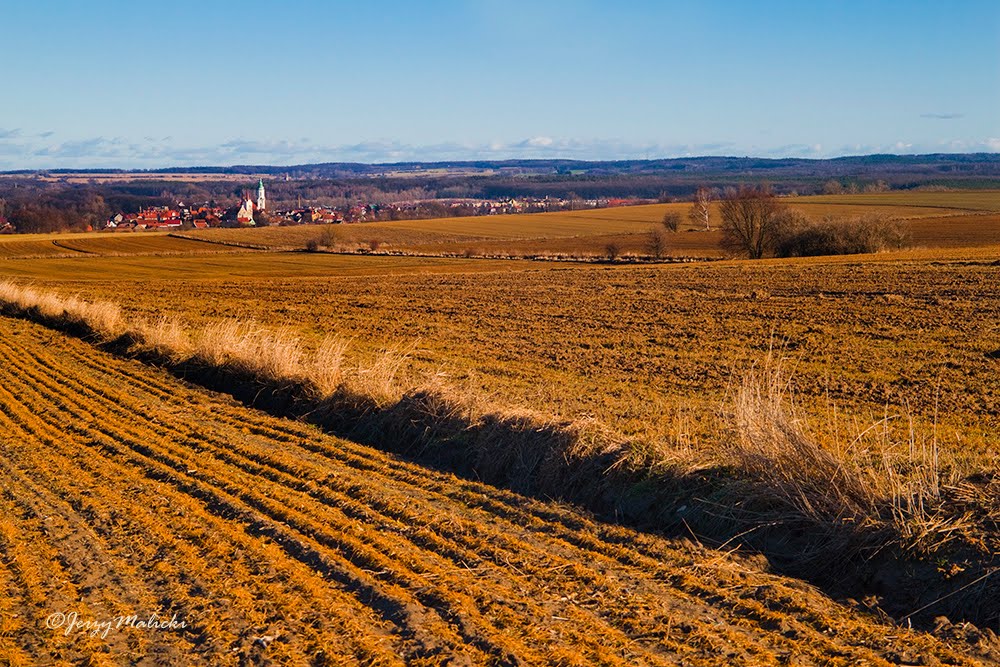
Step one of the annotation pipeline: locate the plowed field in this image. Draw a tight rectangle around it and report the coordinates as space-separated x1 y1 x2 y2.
0 316 989 665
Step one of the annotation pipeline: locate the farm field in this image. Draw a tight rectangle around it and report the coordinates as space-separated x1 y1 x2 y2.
169 191 999 258
0 253 543 282
0 191 996 262
798 191 1000 211
11 249 999 458
1 190 1000 662
3 314 987 665
0 232 246 260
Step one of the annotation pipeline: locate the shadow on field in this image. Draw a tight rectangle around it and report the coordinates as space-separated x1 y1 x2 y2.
122 349 999 638
1 298 996 641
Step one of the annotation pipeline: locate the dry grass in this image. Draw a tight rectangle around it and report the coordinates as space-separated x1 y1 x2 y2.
0 280 408 406
307 335 351 397
346 343 412 405
133 315 191 359
724 356 972 556
0 281 125 341
726 358 880 524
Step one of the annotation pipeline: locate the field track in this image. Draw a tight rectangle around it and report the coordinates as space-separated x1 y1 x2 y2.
0 315 987 665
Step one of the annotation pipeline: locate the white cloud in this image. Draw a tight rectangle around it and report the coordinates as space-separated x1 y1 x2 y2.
2 134 999 170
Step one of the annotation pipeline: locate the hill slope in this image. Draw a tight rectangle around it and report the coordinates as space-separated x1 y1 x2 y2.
0 315 990 665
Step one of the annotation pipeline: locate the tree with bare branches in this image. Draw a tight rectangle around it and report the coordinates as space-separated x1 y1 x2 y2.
689 187 712 231
719 185 788 259
647 229 669 259
661 211 681 232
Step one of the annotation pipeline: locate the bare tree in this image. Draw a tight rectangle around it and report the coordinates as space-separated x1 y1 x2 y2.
689 187 712 231
647 229 669 259
604 242 621 261
822 179 844 195
719 185 788 259
661 211 681 232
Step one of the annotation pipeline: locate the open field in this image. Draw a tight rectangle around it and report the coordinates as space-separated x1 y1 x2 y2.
9 248 998 453
2 190 1000 662
798 191 1000 212
0 191 995 262
0 253 542 282
163 191 999 258
0 232 249 260
5 315 990 665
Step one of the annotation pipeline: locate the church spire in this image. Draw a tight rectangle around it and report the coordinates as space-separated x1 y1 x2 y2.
257 179 266 212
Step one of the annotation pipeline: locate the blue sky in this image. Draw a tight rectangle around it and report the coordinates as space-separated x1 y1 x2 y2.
1 0 997 168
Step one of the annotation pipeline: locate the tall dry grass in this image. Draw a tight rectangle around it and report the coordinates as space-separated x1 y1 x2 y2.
307 335 350 397
0 281 124 340
0 280 405 402
723 357 967 555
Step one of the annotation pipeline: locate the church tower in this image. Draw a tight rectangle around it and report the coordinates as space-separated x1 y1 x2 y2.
257 179 266 211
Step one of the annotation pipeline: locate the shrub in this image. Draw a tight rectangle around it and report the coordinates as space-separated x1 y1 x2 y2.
773 214 910 257
319 227 339 248
604 242 621 261
305 238 319 252
661 211 682 233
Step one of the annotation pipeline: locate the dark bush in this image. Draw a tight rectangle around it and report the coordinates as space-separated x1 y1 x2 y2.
662 211 682 232
773 214 910 258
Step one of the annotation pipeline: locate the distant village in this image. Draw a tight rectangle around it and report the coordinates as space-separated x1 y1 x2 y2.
102 180 653 231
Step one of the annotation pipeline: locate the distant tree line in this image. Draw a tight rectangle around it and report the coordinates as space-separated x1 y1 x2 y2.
0 188 117 233
1 152 999 233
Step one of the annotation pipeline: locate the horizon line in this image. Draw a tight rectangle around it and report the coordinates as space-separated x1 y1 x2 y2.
2 151 998 174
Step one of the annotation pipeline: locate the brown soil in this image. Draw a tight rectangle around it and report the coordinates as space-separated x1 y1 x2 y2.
2 315 997 665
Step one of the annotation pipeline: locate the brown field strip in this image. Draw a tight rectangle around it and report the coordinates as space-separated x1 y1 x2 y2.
178 199 977 256
0 316 988 665
907 213 1000 247
794 191 1000 212
22 250 997 456
0 239 79 260
0 252 547 282
0 233 255 260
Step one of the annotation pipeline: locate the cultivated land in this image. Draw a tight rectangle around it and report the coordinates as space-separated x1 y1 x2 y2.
1 190 999 663
0 316 987 666
177 199 988 258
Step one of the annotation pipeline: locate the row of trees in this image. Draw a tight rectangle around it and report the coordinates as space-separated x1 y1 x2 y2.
651 185 908 259
719 185 907 258
1 191 112 233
